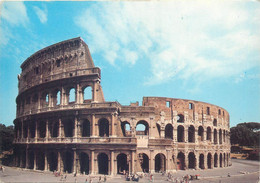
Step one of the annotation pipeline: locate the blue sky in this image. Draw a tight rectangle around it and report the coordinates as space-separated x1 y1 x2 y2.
0 1 259 127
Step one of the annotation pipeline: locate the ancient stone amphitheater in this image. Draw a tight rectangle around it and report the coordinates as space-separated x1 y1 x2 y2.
13 37 231 175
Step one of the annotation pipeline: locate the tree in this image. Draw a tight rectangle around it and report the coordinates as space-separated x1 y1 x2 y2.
0 123 14 153
230 122 260 146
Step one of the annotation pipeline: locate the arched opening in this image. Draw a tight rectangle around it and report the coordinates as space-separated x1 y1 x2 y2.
136 120 149 135
199 154 205 169
21 151 26 168
223 153 226 167
207 153 212 169
177 114 184 123
38 121 46 138
156 124 161 137
207 127 212 141
28 151 34 169
226 153 229 166
48 152 58 172
214 129 217 144
23 122 28 138
117 153 128 174
69 88 76 103
188 125 195 143
29 122 36 138
188 152 196 169
165 124 173 139
51 121 59 137
214 153 218 167
64 119 74 137
177 125 184 142
138 153 149 173
55 90 61 105
213 119 217 126
36 151 45 170
155 153 166 172
219 153 223 168
80 152 89 174
223 130 226 143
82 119 90 137
63 151 73 173
177 152 185 170
198 126 204 141
99 118 109 137
219 129 222 144
44 93 49 107
98 153 108 175
83 86 92 101
121 121 131 137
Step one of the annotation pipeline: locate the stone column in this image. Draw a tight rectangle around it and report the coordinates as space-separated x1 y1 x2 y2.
93 81 97 102
46 120 49 140
35 121 38 140
150 150 154 173
73 149 77 174
44 151 48 171
37 93 41 110
21 120 24 139
184 126 188 143
74 117 78 138
25 148 29 169
195 128 198 143
91 114 96 137
110 151 114 175
57 151 61 172
33 151 37 170
131 151 135 174
90 150 95 175
111 113 117 137
76 83 80 104
61 87 65 106
184 152 189 170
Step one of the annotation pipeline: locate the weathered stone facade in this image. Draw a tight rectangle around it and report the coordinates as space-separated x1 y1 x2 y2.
13 37 231 175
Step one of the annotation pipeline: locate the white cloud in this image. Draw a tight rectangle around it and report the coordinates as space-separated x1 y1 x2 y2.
33 6 47 24
74 1 260 85
1 2 29 26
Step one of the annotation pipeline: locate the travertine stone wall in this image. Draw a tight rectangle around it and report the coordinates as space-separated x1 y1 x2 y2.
13 37 231 176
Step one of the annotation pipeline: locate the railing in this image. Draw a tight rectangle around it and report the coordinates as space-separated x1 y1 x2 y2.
19 68 101 94
14 137 137 144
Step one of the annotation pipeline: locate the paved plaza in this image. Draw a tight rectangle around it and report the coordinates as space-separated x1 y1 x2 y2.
0 159 259 183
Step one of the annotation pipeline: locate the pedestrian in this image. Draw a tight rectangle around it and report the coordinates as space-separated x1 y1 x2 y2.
85 178 88 183
104 175 107 182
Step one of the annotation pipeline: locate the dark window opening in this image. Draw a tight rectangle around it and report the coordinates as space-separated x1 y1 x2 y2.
177 152 185 170
56 59 61 67
165 124 173 139
177 126 184 142
117 153 128 174
199 154 205 169
80 153 89 174
206 107 210 115
188 152 196 169
138 153 149 173
82 119 90 137
99 118 109 137
188 125 195 143
177 114 184 123
98 153 108 175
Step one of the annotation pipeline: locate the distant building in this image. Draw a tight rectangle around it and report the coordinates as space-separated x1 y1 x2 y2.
13 37 231 175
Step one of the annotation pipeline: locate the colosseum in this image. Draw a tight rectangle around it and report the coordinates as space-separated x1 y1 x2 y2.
13 37 231 175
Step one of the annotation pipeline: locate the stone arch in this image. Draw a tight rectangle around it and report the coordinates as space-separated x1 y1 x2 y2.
48 151 58 172
199 154 205 169
177 114 184 123
80 152 89 174
214 153 218 167
36 151 45 170
207 127 212 141
82 119 91 137
214 129 217 144
177 125 184 142
188 125 195 143
219 153 223 168
54 89 61 105
121 121 131 137
42 92 49 107
165 124 173 139
29 121 36 138
188 152 196 169
207 153 212 169
98 153 108 175
98 118 109 137
223 153 226 167
28 151 34 169
156 123 161 137
138 153 149 173
136 120 149 135
198 126 204 141
83 86 92 101
177 152 185 170
213 118 217 126
63 118 74 137
117 153 128 174
219 129 222 144
63 151 73 173
68 87 76 103
50 121 59 137
38 121 46 138
155 153 166 172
